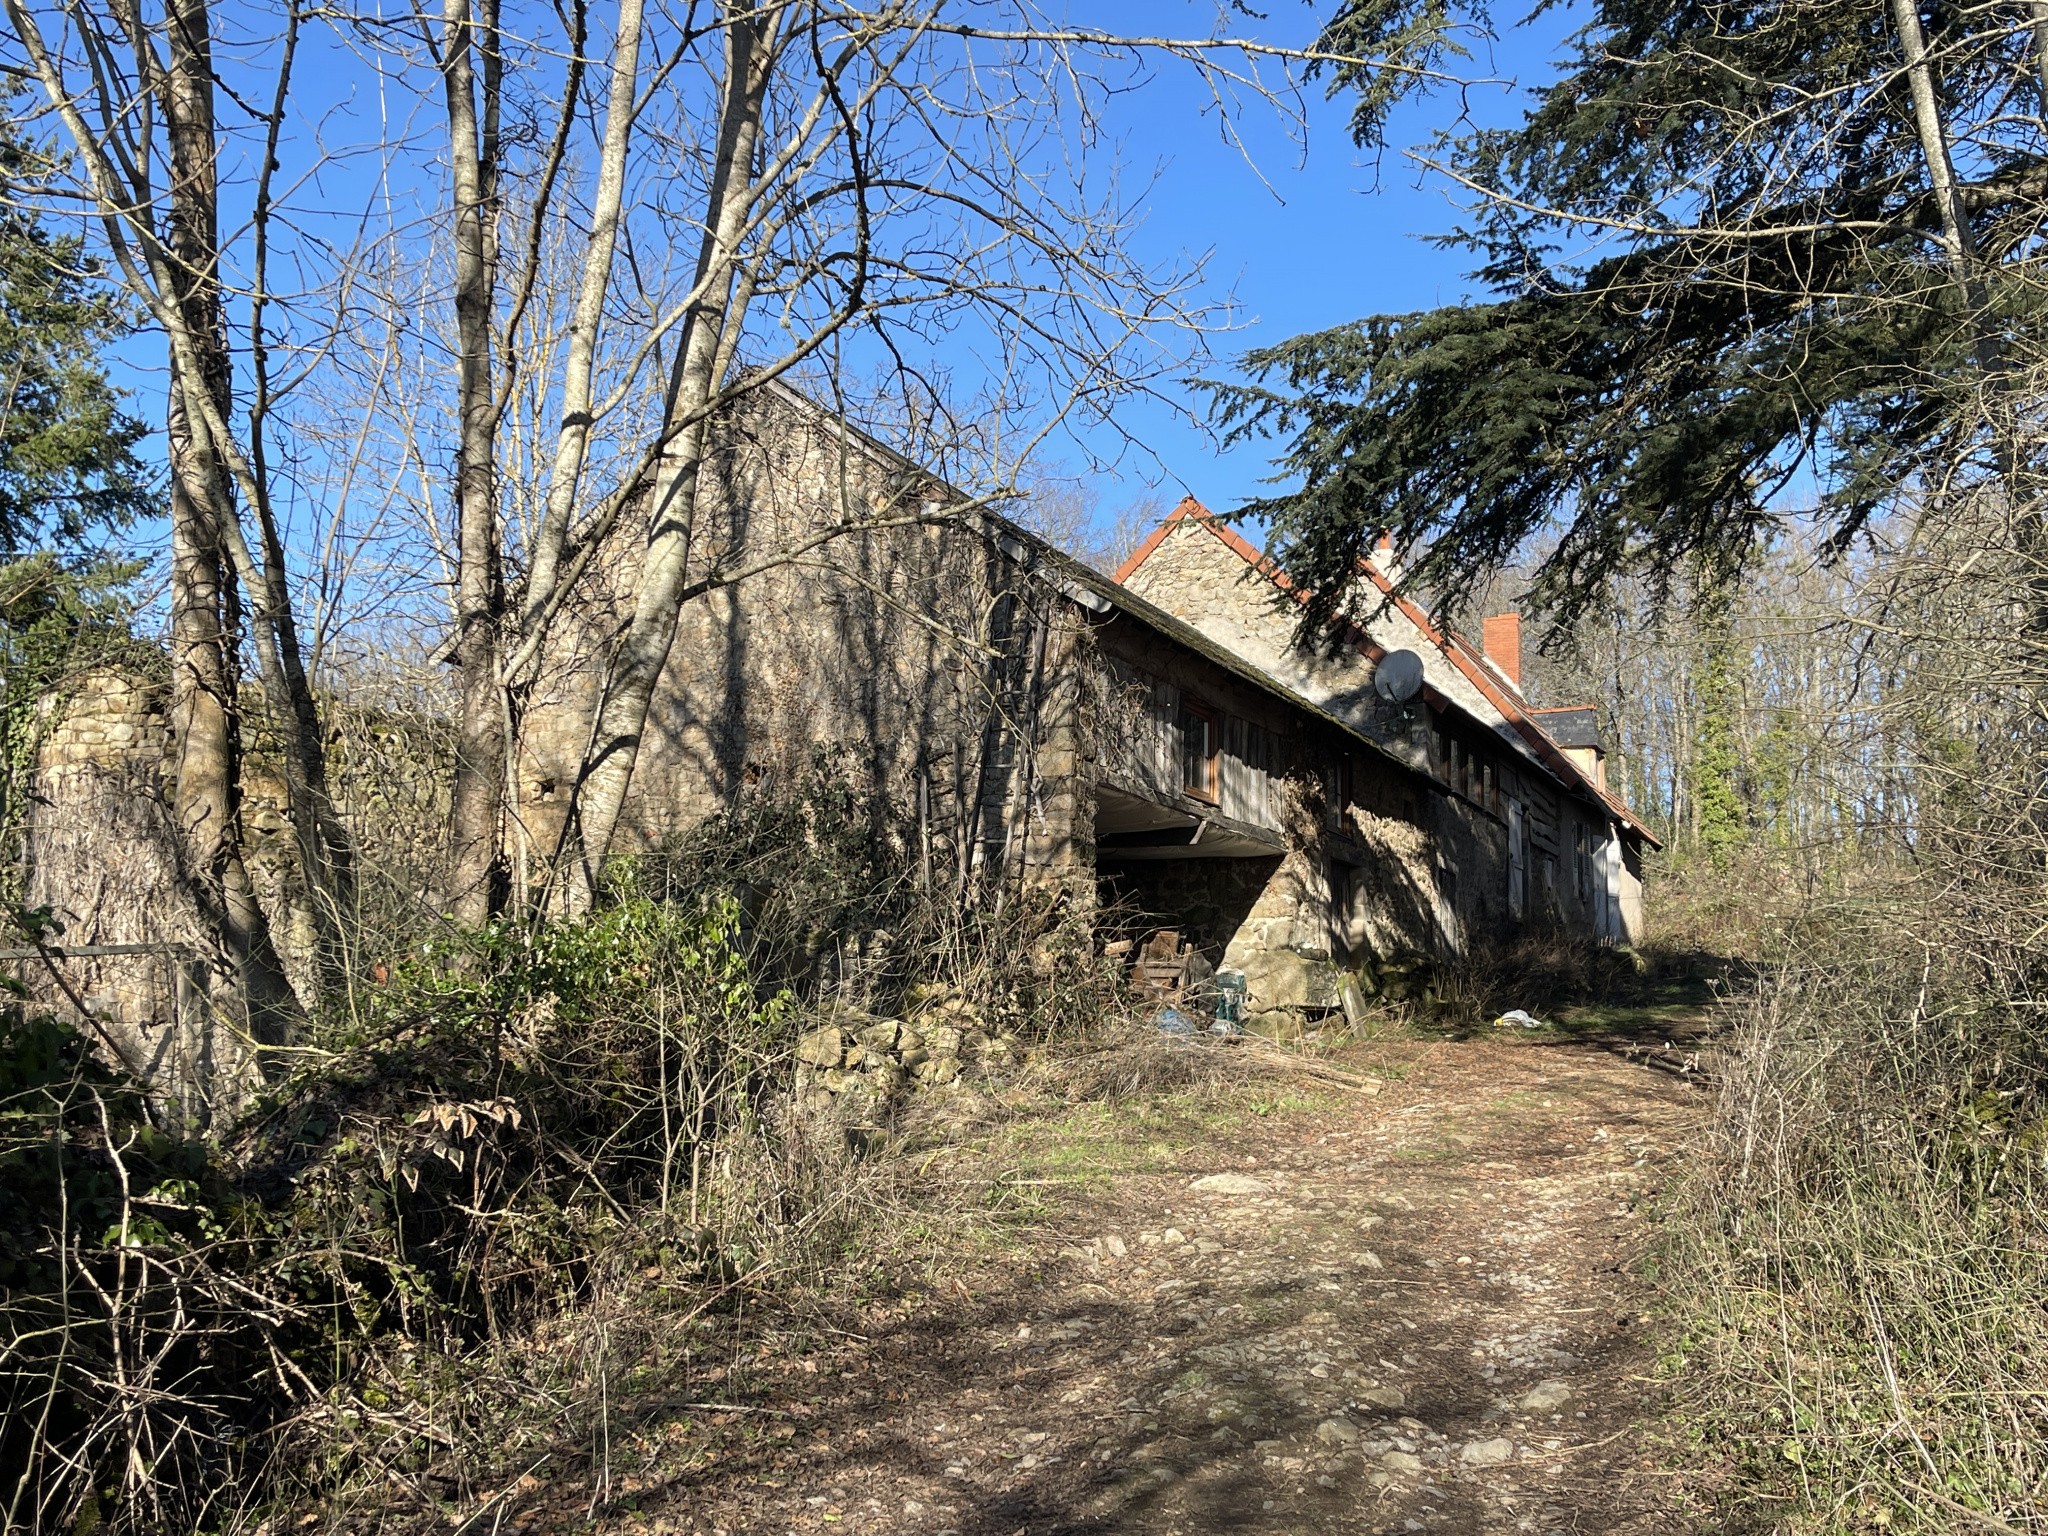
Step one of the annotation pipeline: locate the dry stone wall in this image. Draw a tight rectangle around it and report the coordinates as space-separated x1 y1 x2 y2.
791 992 1024 1127
20 670 456 1119
26 668 193 976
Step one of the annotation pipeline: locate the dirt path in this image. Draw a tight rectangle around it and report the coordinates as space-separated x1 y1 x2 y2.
557 1035 1706 1535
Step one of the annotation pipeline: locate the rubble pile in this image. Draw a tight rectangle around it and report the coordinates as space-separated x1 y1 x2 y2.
1364 952 1437 1004
793 994 1022 1114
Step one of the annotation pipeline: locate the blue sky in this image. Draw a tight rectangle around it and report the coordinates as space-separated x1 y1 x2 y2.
1069 0 1584 524
66 1 1590 607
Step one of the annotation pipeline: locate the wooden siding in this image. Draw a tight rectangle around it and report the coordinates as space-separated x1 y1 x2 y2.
1100 659 1286 832
1219 713 1282 827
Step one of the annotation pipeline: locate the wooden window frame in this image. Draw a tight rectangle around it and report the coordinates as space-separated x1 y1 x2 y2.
1180 699 1220 804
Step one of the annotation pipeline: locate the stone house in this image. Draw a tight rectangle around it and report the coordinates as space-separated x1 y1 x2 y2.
524 382 1656 1017
1114 503 1657 948
19 381 1658 1058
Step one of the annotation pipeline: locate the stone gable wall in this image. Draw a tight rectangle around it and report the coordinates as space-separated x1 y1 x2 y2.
517 390 1094 900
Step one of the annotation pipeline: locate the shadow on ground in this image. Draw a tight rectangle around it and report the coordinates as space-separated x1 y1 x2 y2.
486 1029 1714 1536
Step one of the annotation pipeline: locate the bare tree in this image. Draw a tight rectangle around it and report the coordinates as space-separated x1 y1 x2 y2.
434 0 513 925
535 7 1383 904
7 0 1453 941
324 3 1437 912
3 0 328 1035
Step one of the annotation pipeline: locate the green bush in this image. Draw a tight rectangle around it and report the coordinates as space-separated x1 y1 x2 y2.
239 895 797 1340
0 897 799 1534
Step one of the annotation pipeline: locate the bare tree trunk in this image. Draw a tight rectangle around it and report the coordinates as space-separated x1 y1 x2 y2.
1889 0 2048 639
440 0 508 926
515 0 644 644
162 0 298 1041
559 4 777 905
503 0 643 893
1888 0 1992 354
244 4 355 967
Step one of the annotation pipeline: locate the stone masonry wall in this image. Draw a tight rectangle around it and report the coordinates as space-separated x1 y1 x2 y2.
22 671 263 1120
1091 612 1442 1007
1121 514 1634 950
517 386 1093 903
21 670 454 1119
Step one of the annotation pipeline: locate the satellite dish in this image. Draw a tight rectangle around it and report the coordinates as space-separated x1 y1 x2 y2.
1373 649 1425 705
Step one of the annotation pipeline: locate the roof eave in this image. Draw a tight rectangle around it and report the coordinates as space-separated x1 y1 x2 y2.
1117 502 1663 847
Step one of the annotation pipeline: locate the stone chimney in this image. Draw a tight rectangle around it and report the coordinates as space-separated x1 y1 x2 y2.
1481 612 1522 691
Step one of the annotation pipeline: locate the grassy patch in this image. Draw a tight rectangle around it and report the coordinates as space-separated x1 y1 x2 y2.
1547 985 1714 1039
969 1079 1338 1195
1398 940 1726 1042
874 1046 1352 1271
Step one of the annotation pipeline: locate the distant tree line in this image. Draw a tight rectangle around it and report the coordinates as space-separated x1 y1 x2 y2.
1499 534 1910 865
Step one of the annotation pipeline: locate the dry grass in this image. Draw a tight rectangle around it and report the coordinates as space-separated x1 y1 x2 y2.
1662 915 2048 1535
246 1016 1395 1532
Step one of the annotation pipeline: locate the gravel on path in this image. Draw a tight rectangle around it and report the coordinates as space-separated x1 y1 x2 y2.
524 1036 1705 1536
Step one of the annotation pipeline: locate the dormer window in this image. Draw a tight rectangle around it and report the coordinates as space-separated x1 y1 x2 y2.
1180 700 1219 803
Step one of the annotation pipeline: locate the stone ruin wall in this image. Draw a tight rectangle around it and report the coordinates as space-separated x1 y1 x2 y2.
24 670 195 1004
19 670 268 1118
17 669 453 1119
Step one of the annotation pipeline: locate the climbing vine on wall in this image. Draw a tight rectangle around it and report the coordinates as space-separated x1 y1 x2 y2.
0 555 153 906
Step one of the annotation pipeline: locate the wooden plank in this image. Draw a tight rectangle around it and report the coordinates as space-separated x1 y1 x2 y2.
1246 724 1268 828
1220 715 1246 821
1233 717 1277 830
1267 729 1283 826
1156 680 1180 797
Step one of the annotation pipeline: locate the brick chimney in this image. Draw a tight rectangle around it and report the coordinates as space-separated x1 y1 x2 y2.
1372 530 1401 583
1482 612 1522 691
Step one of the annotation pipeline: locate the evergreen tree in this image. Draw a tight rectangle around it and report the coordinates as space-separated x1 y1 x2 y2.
0 110 152 564
1207 0 2046 625
0 102 154 905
